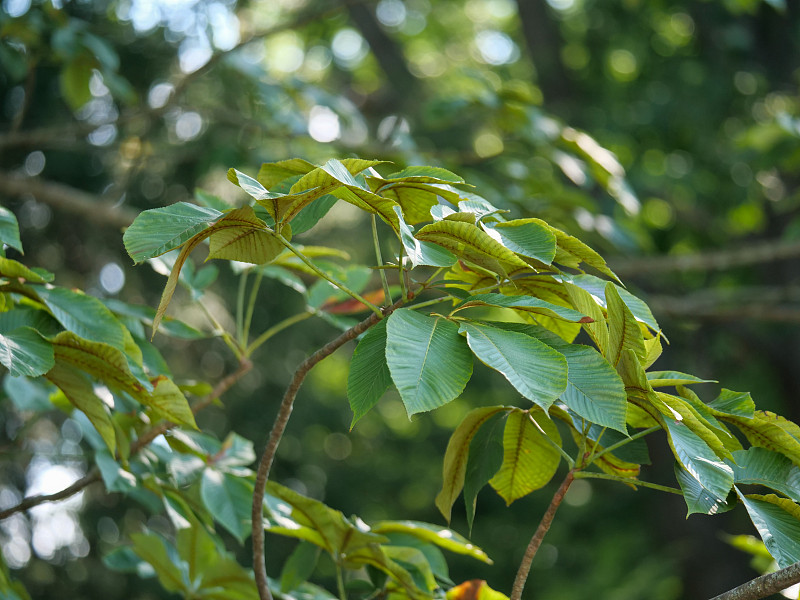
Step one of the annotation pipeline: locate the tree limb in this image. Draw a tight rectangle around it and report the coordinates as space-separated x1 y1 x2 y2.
510 470 574 600
709 561 800 600
251 298 406 600
647 287 800 323
0 171 137 229
609 238 800 276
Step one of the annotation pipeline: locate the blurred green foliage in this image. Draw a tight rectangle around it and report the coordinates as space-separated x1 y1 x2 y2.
2 0 800 598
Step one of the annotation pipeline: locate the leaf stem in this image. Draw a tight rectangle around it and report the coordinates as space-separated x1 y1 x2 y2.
398 242 407 302
197 300 242 359
275 233 383 317
246 311 313 356
336 559 348 600
243 269 265 348
372 214 392 306
589 426 661 463
573 471 682 495
236 268 249 344
510 470 574 600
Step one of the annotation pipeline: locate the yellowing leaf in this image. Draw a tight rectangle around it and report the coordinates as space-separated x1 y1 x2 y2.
206 206 282 264
489 409 561 505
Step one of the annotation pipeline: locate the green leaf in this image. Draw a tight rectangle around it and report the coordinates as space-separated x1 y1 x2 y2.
258 158 317 188
0 257 50 283
130 532 189 593
147 376 197 429
123 202 222 264
152 232 209 335
569 275 659 332
348 318 392 428
558 344 628 434
536 221 620 282
730 447 800 503
386 309 473 416
664 419 734 507
0 327 54 377
46 362 116 454
463 412 505 530
206 206 283 264
342 545 429 600
482 219 557 264
454 293 590 323
291 194 338 235
201 469 253 544
647 371 717 388
385 166 465 183
394 206 457 268
3 375 54 412
280 542 320 593
489 409 562 505
674 463 735 516
721 411 800 467
459 321 567 411
605 283 646 367
0 207 22 254
228 168 281 203
709 389 756 419
563 282 609 353
371 521 492 564
738 492 800 568
415 220 529 276
264 482 387 554
37 286 129 351
175 519 217 584
383 545 437 592
49 331 146 398
435 406 510 522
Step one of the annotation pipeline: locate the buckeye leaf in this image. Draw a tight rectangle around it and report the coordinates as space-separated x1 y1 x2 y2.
372 521 491 564
665 419 734 507
124 202 222 264
739 492 800 568
38 287 128 353
200 469 253 544
730 447 800 503
482 219 557 265
454 293 589 323
647 371 717 388
435 405 510 522
0 327 54 377
459 321 567 411
415 220 529 276
257 158 317 188
569 274 659 332
394 206 457 268
0 207 22 254
386 309 473 416
605 283 646 367
709 389 756 419
46 362 116 453
559 344 628 434
348 318 392 428
675 463 735 516
147 377 197 429
130 533 189 593
463 412 505 530
206 206 282 264
0 257 49 283
489 409 562 505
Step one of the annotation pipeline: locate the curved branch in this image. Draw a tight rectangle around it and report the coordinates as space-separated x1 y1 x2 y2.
0 471 101 521
0 171 137 229
251 298 406 600
510 470 574 600
709 561 800 600
0 359 252 521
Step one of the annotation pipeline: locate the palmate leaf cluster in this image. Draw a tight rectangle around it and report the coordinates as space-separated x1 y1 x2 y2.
121 156 800 581
6 155 800 599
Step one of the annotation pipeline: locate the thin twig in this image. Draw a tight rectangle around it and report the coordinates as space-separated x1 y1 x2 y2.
0 471 101 521
251 297 406 600
510 470 574 600
0 359 252 521
709 561 800 600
